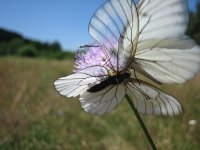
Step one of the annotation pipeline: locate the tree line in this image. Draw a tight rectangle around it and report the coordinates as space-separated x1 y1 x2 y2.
187 1 200 44
0 28 73 59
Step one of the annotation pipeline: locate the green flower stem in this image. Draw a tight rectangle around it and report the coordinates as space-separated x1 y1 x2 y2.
125 95 157 150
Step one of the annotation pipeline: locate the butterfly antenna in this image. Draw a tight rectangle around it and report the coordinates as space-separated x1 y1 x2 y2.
79 45 99 48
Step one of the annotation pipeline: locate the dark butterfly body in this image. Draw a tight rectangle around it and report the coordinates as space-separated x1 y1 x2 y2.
87 72 131 93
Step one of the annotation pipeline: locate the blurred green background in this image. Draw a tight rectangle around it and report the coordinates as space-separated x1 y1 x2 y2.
0 1 200 150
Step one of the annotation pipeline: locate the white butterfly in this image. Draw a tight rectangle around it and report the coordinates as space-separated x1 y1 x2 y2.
54 0 200 116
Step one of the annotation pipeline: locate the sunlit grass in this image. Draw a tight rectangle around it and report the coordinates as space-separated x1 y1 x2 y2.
0 57 199 150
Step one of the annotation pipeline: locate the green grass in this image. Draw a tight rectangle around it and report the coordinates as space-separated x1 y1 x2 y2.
0 57 199 150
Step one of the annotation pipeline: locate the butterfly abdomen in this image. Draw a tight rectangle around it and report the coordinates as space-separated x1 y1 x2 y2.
87 79 110 93
87 72 131 93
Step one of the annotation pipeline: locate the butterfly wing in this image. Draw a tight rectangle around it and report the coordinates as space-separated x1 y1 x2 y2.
54 66 108 98
80 84 125 115
134 38 200 84
89 0 139 70
137 0 188 41
126 78 182 116
133 0 200 84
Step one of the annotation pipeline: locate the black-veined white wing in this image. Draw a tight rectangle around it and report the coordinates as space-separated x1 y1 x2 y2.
137 0 188 41
80 84 125 115
134 38 200 84
126 79 182 116
54 66 108 98
89 0 139 69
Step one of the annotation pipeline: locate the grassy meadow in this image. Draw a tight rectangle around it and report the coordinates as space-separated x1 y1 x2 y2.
0 57 199 150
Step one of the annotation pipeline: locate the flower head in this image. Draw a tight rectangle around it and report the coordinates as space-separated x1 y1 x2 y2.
74 46 107 71
74 45 120 74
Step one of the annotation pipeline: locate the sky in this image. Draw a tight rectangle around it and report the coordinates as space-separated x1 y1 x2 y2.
0 0 198 51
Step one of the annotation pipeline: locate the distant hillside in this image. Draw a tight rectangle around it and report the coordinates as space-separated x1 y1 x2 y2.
0 28 23 42
0 28 73 59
